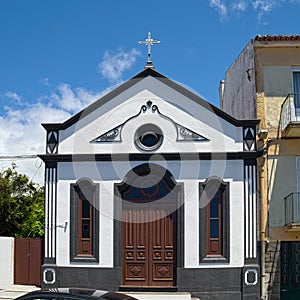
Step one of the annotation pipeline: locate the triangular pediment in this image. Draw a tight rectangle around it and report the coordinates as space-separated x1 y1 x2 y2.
42 67 258 155
42 68 256 131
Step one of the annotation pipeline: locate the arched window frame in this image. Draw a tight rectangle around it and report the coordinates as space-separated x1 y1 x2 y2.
199 177 230 263
70 178 99 262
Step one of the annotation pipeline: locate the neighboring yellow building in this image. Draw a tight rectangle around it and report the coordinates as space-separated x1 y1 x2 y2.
221 35 300 300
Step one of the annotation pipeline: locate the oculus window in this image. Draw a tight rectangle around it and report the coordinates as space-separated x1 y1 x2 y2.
135 124 163 151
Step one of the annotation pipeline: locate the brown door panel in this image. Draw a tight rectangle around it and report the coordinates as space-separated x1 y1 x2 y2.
122 204 176 287
14 238 42 286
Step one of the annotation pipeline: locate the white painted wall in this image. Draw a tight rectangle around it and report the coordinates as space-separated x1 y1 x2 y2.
0 237 14 289
56 179 115 268
52 75 248 269
56 159 245 268
184 166 245 268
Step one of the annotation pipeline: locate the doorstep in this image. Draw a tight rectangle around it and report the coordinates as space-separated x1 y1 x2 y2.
0 285 40 300
122 292 193 300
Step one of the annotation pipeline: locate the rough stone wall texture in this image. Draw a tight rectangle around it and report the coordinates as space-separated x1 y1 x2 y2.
264 241 281 300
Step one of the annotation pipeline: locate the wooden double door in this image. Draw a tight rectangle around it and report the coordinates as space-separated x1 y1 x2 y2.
122 202 176 287
14 238 42 286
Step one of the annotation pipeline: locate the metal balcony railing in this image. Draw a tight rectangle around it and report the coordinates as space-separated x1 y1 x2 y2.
285 192 300 225
280 93 300 132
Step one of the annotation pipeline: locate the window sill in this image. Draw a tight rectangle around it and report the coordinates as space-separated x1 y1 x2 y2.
71 255 99 263
200 255 229 264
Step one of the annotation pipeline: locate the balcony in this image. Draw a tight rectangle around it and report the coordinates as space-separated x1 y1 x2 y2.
285 192 300 230
280 94 300 138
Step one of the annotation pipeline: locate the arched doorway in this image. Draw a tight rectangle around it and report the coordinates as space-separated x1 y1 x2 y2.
117 164 180 287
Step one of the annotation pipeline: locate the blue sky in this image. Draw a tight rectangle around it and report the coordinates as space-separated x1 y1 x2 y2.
1 0 300 182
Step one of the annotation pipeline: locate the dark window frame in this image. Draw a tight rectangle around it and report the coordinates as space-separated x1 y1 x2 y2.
199 177 230 263
70 178 99 262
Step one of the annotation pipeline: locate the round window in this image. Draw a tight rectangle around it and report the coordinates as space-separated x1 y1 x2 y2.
135 124 163 151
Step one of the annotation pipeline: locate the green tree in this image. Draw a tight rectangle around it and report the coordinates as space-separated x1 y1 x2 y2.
0 164 44 237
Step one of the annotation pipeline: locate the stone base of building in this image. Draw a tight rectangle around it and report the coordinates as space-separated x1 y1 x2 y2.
42 265 260 300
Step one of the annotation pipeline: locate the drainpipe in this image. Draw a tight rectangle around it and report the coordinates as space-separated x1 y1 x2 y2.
257 138 268 300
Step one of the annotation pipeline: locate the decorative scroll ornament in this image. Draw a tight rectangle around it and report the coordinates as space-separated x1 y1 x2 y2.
141 101 208 142
90 101 157 144
91 126 121 143
90 100 208 144
177 125 207 141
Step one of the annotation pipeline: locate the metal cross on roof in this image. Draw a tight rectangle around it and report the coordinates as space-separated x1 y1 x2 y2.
138 32 161 64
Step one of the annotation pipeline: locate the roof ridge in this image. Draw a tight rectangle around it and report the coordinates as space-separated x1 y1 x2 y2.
255 34 300 41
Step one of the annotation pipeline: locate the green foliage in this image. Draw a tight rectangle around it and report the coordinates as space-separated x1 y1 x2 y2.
0 164 44 237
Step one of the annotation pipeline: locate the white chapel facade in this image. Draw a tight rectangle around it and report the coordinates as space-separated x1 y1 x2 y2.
39 61 260 299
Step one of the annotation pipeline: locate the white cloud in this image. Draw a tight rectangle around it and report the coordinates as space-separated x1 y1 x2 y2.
0 101 71 183
0 81 119 184
4 91 22 104
251 0 275 19
39 77 50 86
209 0 228 20
0 84 106 183
51 83 99 113
98 48 141 83
232 0 247 11
1 47 138 184
209 0 300 21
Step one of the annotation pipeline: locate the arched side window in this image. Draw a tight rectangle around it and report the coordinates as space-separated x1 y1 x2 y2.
199 177 229 263
70 178 99 262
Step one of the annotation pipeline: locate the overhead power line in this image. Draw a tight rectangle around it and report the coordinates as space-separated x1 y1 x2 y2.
0 155 38 160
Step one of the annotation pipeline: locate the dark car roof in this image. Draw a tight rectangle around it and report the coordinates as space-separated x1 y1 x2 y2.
15 288 137 300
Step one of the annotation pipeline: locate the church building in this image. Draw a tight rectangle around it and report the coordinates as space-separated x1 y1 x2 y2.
39 36 260 300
